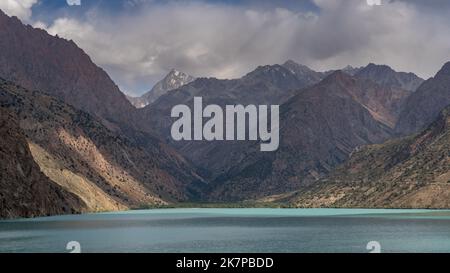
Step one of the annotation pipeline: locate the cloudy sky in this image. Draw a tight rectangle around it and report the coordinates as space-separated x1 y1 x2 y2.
1 0 450 96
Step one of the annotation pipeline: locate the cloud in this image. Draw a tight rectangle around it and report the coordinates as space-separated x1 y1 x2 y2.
36 0 450 94
0 0 38 21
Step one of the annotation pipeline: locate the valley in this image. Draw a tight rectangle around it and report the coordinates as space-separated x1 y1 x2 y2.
0 8 449 219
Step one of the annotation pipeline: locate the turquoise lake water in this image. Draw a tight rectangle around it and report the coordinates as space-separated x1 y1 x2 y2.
1 208 450 253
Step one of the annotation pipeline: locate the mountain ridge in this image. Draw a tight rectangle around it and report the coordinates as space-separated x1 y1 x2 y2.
355 63 424 92
128 69 196 108
0 9 138 131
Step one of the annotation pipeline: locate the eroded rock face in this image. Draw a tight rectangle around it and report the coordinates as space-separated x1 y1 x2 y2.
0 108 86 219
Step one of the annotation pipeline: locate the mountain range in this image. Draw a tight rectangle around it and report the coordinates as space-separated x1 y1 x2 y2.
139 60 328 179
0 9 449 218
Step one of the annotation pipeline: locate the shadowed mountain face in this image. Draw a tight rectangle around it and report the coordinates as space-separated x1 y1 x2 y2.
0 79 206 213
206 72 394 201
0 108 86 219
396 62 450 135
286 106 450 208
0 10 136 130
355 63 424 92
339 63 422 128
342 74 411 128
128 70 196 108
326 65 421 125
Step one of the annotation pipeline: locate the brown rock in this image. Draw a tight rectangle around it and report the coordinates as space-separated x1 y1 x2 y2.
0 108 86 219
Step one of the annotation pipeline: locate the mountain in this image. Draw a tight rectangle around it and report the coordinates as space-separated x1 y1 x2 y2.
140 61 325 178
286 105 450 208
341 65 363 76
0 10 211 213
324 65 363 77
355 63 424 92
396 61 450 135
0 78 206 213
206 71 394 201
127 70 196 108
341 63 425 128
0 10 136 129
344 75 411 128
0 107 86 219
281 60 325 86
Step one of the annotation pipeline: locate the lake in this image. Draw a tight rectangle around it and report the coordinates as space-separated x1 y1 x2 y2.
1 208 450 253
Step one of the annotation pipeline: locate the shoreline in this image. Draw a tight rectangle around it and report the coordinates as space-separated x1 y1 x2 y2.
2 206 450 222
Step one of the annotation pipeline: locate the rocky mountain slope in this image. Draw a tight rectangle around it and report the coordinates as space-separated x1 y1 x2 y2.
128 70 196 108
0 108 86 219
0 10 136 130
324 64 420 128
206 72 394 201
396 62 450 135
334 63 422 128
0 79 206 213
343 75 411 128
286 105 450 208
